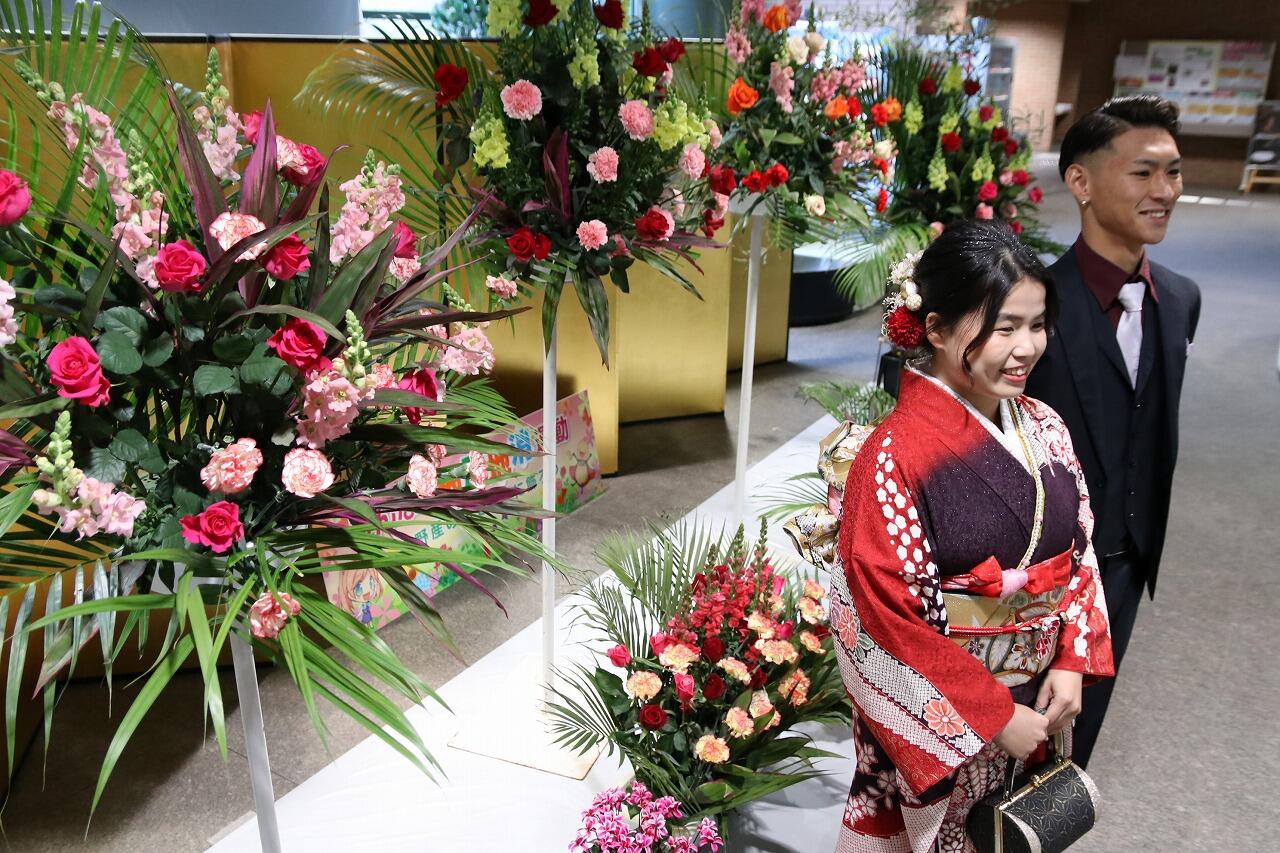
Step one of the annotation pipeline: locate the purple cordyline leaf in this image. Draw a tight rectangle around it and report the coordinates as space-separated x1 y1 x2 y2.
541 128 571 228
435 560 508 615
371 199 489 320
521 200 549 214
0 428 33 475
240 100 279 228
166 88 228 259
371 305 527 337
468 185 517 230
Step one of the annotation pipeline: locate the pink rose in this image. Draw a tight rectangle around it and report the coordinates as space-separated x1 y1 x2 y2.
929 221 945 236
47 336 111 407
153 240 207 293
392 221 417 259
200 438 264 495
209 211 268 261
397 367 442 425
575 219 609 251
1001 202 1019 219
606 644 631 668
1028 186 1044 204
281 447 335 498
674 672 695 707
484 274 519 299
500 80 543 121
977 180 998 202
262 234 311 280
281 142 326 187
650 631 673 655
243 111 263 144
975 203 994 220
0 169 32 226
267 317 328 373
999 170 1014 187
405 453 438 497
249 591 301 640
586 146 619 183
180 500 245 553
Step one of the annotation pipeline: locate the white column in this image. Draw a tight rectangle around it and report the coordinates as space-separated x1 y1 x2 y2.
732 212 765 522
541 322 557 705
230 632 282 853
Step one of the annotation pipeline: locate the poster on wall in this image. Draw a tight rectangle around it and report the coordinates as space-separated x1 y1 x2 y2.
1245 101 1280 167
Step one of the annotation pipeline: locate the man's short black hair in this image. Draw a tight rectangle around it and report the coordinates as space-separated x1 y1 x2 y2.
1058 95 1181 179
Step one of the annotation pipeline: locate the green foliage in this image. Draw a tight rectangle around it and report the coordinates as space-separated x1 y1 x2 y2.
797 380 896 425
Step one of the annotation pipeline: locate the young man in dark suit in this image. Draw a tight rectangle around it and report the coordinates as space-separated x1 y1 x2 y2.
1025 95 1201 768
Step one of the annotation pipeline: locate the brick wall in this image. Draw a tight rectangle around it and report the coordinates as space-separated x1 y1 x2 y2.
983 0 1072 152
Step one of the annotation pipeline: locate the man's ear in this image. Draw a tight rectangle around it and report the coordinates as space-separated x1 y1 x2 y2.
1064 162 1090 207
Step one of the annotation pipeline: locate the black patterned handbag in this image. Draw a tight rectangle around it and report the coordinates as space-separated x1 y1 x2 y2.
966 731 1101 853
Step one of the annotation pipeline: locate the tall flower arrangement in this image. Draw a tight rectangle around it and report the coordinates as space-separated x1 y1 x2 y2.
549 523 851 827
468 0 725 359
714 0 883 242
0 42 547 812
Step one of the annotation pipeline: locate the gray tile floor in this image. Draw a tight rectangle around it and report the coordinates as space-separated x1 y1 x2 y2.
3 177 1278 852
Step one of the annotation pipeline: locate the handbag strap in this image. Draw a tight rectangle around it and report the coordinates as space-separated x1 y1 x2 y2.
1002 729 1069 798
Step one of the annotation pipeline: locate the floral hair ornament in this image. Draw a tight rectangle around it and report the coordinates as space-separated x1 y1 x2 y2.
883 249 926 349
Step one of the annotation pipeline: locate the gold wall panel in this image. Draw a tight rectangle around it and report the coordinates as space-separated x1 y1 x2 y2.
726 214 792 369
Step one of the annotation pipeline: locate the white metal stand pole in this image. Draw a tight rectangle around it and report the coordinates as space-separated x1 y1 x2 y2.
231 632 282 853
541 321 557 707
733 212 765 523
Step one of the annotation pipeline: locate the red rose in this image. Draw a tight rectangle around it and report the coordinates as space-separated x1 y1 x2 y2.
632 47 669 78
702 674 727 702
638 703 669 730
243 111 263 144
941 132 962 153
1028 186 1044 204
977 180 998 202
701 210 725 238
1004 139 1019 157
0 168 32 226
876 188 889 213
397 367 442 425
743 170 767 193
650 631 674 655
267 317 328 373
991 126 1009 143
282 142 326 187
433 63 468 108
708 164 737 195
885 304 925 349
593 0 624 28
262 234 311 280
964 78 981 96
847 97 863 118
606 644 631 667
523 0 559 26
47 336 110 407
777 620 795 640
1010 220 1024 235
153 239 207 293
505 226 551 262
180 500 245 554
634 208 673 241
1012 169 1029 187
392 221 418 259
702 636 725 663
870 103 889 126
918 77 937 96
764 162 789 187
748 666 767 689
978 105 994 123
659 37 686 63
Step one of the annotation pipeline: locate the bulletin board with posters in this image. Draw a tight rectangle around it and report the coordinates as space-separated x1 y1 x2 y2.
1113 40 1274 137
1241 101 1280 191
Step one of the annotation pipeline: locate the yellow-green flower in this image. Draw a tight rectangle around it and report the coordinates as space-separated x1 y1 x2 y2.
470 114 510 170
942 64 963 94
939 110 959 134
928 149 949 192
1008 146 1031 170
904 98 924 136
971 150 994 182
486 0 522 38
568 32 601 90
653 98 707 151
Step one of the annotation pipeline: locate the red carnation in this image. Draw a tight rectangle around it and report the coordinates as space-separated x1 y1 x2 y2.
848 97 863 118
639 703 669 730
991 126 1009 143
876 188 889 213
593 0 624 28
702 209 725 238
506 226 551 262
606 644 631 668
632 47 669 78
1012 169 1030 187
742 170 767 193
872 156 890 177
635 207 674 241
918 77 937 96
708 164 737 195
979 104 995 123
1004 139 1019 157
433 63 468 108
964 78 981 96
870 102 889 126
659 37 686 63
702 674 727 702
749 666 767 689
1028 186 1044 204
702 636 726 663
941 132 962 153
886 304 925 349
1010 220 1024 235
977 180 998 202
523 0 559 26
764 162 789 187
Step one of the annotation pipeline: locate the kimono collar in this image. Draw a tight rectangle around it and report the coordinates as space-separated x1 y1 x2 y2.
898 366 1004 436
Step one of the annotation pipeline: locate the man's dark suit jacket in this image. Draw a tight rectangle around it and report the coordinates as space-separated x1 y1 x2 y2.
1026 249 1201 596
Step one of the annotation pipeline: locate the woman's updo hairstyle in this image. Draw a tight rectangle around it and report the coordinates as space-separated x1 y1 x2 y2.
912 220 1057 372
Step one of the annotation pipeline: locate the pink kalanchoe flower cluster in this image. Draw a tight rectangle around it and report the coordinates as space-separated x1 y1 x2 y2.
249 591 301 640
586 146 620 183
576 219 610 252
200 437 264 495
769 61 795 114
678 143 706 180
330 159 407 264
440 326 496 376
295 368 376 448
500 80 543 121
618 100 655 141
34 476 146 540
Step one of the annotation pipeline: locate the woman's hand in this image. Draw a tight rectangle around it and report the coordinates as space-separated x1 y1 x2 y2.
1036 668 1084 734
994 704 1049 761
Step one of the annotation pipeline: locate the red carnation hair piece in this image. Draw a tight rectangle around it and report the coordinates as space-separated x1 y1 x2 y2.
885 304 926 349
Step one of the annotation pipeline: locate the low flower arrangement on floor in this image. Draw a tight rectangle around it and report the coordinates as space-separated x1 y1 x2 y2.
549 523 851 828
0 34 546 813
570 782 724 852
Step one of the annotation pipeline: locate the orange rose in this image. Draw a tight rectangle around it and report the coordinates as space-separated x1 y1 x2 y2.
726 77 760 116
882 96 903 122
824 96 849 120
762 4 790 32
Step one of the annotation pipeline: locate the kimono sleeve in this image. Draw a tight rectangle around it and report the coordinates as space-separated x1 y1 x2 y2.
833 430 1013 796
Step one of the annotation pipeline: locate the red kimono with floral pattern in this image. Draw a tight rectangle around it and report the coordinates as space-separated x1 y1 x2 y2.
826 370 1114 853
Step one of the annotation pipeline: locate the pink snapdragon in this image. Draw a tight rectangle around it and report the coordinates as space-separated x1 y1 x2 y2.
484 274 519 298
586 146 619 183
575 219 609 251
200 438 264 495
249 591 301 640
618 100 654 141
36 476 145 540
440 326 495 375
739 0 764 25
295 368 375 448
194 105 244 182
837 59 867 92
678 143 706 179
725 27 752 64
769 61 795 114
111 192 170 262
811 70 839 102
330 158 407 264
500 80 543 120
0 278 17 349
49 94 131 210
704 118 723 149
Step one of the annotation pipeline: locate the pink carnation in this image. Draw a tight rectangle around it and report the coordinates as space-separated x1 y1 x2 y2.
500 80 543 121
200 438 264 495
441 326 496 375
467 452 489 487
576 219 609 251
975 203 994 220
370 362 396 389
704 119 723 149
618 100 654 141
485 274 519 298
405 453 438 498
249 591 301 640
678 143 706 180
281 448 334 498
586 146 619 183
209 211 268 261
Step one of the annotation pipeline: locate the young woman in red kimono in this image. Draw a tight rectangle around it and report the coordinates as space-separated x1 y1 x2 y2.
790 222 1114 852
